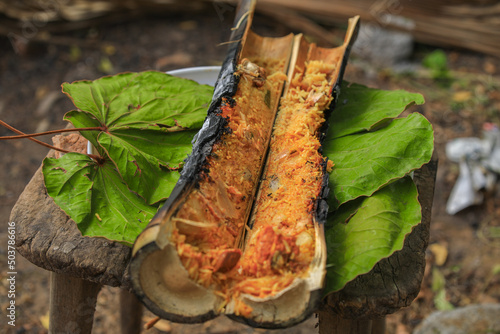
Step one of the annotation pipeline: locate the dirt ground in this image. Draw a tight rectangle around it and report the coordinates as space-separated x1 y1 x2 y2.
1 5 500 334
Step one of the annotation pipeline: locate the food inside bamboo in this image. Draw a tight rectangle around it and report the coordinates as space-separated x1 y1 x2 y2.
230 59 336 311
168 57 337 316
170 56 288 294
130 6 360 326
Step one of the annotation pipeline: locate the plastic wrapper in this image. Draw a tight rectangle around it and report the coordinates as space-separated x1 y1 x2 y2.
446 124 500 214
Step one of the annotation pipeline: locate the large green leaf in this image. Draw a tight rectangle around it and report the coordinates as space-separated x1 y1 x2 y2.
331 82 425 139
325 112 434 209
43 153 157 245
96 131 182 202
62 71 213 204
324 176 421 293
43 71 214 243
62 71 210 130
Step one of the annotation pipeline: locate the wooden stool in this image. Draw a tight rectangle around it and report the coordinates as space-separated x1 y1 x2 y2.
318 156 437 333
10 155 143 334
10 154 436 334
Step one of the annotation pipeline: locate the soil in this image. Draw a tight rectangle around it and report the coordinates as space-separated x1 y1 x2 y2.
1 5 500 334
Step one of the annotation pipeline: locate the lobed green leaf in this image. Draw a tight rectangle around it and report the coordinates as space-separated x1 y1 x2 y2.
62 71 213 204
62 71 212 130
43 153 157 245
97 131 182 204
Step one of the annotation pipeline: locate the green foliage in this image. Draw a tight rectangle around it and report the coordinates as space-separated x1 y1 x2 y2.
322 83 433 294
422 49 451 85
61 71 213 205
43 153 158 245
325 112 434 209
330 82 425 139
42 72 434 293
324 176 421 293
432 267 455 310
43 71 213 244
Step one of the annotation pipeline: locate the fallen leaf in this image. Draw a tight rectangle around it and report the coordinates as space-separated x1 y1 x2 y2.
153 319 172 332
98 56 114 74
431 267 446 292
434 289 455 311
69 45 82 62
484 61 496 74
102 44 116 56
477 293 498 304
428 243 448 266
35 90 63 116
453 90 472 102
179 20 197 30
155 52 194 70
35 118 51 133
40 311 50 329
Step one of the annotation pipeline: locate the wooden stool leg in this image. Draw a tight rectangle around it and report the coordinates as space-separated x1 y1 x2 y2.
49 272 101 334
318 310 373 334
371 317 386 334
119 289 143 334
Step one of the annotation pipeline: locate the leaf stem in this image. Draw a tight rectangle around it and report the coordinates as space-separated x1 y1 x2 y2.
0 120 105 164
0 123 105 139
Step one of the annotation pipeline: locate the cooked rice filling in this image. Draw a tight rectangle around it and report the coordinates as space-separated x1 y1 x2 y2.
171 59 335 315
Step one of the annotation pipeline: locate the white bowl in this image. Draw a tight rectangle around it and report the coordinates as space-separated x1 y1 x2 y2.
87 66 222 155
167 66 221 86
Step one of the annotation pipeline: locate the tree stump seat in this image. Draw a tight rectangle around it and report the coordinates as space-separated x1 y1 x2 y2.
10 156 142 334
10 152 437 334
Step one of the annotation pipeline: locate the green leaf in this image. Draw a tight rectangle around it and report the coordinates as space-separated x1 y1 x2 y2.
324 176 421 293
330 82 425 139
325 112 434 209
101 128 199 168
432 267 446 292
62 71 213 204
42 71 214 244
422 50 448 72
62 71 211 130
422 49 451 85
97 131 182 204
64 110 102 155
434 289 455 311
492 264 500 276
43 153 157 245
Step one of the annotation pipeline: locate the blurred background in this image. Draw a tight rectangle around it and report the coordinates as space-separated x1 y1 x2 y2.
0 0 499 333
